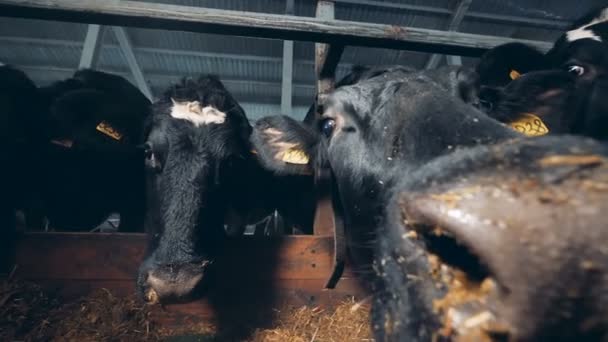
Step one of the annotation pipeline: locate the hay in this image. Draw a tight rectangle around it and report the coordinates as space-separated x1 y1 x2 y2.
0 276 161 341
0 277 372 341
48 288 161 341
250 298 372 342
0 276 60 341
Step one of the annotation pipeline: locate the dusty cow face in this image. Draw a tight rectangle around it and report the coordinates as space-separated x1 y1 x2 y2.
137 76 251 302
252 68 608 341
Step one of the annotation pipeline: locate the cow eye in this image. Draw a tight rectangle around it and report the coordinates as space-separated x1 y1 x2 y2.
143 143 162 172
319 118 336 138
567 65 585 76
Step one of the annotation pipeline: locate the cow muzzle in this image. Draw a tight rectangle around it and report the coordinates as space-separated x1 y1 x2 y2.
396 153 608 341
141 260 212 303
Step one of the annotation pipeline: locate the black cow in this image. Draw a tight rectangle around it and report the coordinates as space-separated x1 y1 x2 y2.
0 68 151 233
304 64 479 124
475 6 608 140
0 64 45 270
29 69 151 232
250 66 608 341
137 75 314 302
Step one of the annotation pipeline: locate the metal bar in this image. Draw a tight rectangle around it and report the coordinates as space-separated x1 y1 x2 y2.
78 24 104 69
315 1 344 97
281 0 295 115
425 0 471 69
0 35 357 83
0 0 553 56
446 55 462 66
19 65 317 90
111 26 153 100
466 11 568 29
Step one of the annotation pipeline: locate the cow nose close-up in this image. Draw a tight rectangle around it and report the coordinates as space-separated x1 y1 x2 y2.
142 261 211 303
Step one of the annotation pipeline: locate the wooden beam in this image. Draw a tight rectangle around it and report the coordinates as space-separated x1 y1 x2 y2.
0 0 553 57
313 0 340 237
13 232 367 328
111 26 153 100
425 0 471 69
78 24 104 69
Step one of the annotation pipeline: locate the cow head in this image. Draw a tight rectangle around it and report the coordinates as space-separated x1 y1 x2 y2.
475 7 608 140
545 6 608 139
41 69 151 155
251 67 608 341
137 75 253 302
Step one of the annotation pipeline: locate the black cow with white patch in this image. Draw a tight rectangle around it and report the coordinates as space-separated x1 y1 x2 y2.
475 7 608 140
137 75 314 302
250 66 608 341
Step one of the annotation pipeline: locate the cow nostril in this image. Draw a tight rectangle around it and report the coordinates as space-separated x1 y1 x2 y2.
421 229 490 283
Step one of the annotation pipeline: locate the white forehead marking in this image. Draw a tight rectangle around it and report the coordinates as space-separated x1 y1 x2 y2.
566 8 608 43
170 99 226 126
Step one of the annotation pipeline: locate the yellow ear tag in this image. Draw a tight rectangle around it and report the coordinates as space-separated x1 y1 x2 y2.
508 113 549 137
250 149 258 155
96 121 123 141
281 148 309 165
509 69 521 80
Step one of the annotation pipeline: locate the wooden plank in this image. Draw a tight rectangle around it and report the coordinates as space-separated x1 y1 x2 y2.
13 233 354 280
313 197 334 236
0 0 553 57
12 232 368 330
313 1 339 237
31 277 363 308
28 277 365 331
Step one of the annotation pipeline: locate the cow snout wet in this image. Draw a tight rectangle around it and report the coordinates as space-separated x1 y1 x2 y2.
140 260 211 303
394 151 608 341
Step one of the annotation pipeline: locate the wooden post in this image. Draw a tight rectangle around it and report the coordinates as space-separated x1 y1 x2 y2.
313 0 342 237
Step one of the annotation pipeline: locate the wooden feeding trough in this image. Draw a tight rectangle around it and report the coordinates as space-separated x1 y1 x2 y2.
10 232 366 330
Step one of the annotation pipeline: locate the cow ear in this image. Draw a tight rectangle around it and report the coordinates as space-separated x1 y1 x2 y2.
250 115 317 175
476 42 547 88
455 66 480 105
495 71 572 136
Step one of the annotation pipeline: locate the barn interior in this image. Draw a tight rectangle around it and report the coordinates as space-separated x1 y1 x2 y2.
0 0 606 341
